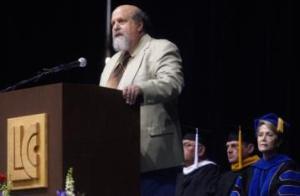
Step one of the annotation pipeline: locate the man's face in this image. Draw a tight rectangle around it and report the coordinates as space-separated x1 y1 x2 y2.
257 124 278 153
111 6 142 52
226 141 253 164
226 141 239 164
183 139 196 166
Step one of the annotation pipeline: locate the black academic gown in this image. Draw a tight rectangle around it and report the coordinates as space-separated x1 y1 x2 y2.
215 170 240 196
215 154 260 196
175 162 220 196
215 166 254 196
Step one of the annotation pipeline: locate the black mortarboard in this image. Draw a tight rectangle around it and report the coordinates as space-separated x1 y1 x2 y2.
182 125 211 147
226 126 256 144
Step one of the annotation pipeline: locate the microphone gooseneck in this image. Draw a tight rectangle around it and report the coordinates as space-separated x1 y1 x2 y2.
1 57 87 92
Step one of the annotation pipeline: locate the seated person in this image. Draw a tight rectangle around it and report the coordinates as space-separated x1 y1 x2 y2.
216 126 260 196
175 127 220 196
245 113 300 195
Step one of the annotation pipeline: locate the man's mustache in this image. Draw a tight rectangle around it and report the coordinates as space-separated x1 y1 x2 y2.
113 32 124 38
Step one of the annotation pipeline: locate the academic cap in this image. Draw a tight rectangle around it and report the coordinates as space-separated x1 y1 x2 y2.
182 125 211 147
226 126 256 144
254 113 289 134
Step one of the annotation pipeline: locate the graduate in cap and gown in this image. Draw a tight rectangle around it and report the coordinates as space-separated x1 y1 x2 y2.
216 126 260 196
175 127 220 196
234 113 300 195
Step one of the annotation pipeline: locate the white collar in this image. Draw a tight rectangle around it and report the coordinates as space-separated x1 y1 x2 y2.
183 160 216 175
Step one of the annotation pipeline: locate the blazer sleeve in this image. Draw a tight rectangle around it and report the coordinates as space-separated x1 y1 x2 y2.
138 40 184 105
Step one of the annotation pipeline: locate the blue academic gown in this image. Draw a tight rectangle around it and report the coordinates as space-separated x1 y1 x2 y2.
248 154 300 196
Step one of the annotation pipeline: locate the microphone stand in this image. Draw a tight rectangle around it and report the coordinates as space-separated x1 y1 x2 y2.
1 65 65 93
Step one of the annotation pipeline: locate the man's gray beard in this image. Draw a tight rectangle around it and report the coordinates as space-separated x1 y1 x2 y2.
112 35 130 52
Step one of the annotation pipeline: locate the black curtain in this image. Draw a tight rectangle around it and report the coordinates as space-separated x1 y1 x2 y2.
5 0 298 167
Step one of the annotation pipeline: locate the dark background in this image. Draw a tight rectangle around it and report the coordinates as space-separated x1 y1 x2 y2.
5 0 298 167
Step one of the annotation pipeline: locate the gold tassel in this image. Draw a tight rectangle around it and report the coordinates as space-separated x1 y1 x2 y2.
277 117 284 133
238 125 242 169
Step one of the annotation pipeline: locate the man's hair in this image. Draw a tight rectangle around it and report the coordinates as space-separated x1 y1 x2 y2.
226 127 258 156
132 9 151 33
226 126 256 145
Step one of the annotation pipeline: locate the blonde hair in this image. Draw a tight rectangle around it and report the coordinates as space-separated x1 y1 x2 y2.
257 120 283 148
257 120 277 133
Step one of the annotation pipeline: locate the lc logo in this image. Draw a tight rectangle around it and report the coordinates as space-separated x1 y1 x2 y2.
7 113 48 190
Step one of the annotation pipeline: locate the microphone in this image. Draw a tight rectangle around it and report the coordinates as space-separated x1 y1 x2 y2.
0 57 88 92
56 57 87 71
41 57 87 73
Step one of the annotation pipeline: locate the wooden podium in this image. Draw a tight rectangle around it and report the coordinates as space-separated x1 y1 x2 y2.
0 83 140 196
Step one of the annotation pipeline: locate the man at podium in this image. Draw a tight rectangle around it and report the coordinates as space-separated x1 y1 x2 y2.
99 4 184 196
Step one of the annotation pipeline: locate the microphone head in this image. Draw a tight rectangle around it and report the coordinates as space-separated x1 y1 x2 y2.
78 57 87 67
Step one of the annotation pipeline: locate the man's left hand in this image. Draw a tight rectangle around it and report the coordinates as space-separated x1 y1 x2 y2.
122 85 143 105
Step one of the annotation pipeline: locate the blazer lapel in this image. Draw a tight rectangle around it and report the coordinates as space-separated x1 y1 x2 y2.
118 34 152 89
118 52 144 89
100 52 122 87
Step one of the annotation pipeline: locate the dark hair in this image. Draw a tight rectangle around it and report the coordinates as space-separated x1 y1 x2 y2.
132 9 152 33
226 127 256 145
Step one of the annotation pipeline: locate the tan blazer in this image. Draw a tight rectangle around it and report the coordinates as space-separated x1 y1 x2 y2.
100 34 184 172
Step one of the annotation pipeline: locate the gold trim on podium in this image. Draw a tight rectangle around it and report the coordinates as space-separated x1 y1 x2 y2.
7 113 48 190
